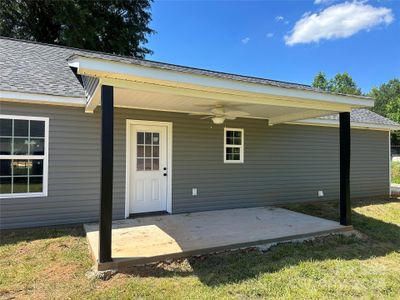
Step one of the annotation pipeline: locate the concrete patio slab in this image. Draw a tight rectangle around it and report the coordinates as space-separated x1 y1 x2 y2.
84 207 353 271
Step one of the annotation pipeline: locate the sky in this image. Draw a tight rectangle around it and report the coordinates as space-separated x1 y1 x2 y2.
146 0 400 93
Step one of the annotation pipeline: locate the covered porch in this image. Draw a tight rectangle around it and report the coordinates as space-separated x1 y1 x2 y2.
85 206 353 271
68 54 374 267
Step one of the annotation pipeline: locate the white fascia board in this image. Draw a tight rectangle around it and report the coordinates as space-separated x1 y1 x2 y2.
1 90 86 106
291 118 400 131
68 56 374 109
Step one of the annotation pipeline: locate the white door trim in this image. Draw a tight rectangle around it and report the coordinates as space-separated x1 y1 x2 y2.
125 119 173 217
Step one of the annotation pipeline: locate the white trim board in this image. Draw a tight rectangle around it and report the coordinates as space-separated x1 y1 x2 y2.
289 118 399 131
69 55 374 109
125 119 173 218
1 90 86 107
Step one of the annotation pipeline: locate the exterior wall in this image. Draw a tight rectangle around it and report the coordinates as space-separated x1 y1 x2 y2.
0 101 390 229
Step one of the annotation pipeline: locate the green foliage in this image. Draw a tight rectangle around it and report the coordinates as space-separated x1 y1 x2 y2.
312 72 329 91
369 79 400 118
0 0 155 58
312 72 362 95
369 79 400 143
391 161 400 184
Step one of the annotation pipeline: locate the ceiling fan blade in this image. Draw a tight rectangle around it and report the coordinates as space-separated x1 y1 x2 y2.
188 112 212 116
200 116 213 120
211 108 225 115
224 110 250 117
225 116 237 120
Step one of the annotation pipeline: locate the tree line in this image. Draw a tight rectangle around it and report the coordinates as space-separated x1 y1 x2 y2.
312 72 400 143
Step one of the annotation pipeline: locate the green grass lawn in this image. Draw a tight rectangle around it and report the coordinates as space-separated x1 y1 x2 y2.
392 161 400 184
1 198 399 299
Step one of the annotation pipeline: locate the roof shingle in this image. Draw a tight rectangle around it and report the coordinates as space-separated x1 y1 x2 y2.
0 37 398 129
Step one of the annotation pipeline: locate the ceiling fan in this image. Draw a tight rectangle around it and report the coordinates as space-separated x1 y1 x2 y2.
189 105 250 124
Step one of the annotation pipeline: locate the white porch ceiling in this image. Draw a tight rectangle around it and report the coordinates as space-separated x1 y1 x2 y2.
113 87 335 124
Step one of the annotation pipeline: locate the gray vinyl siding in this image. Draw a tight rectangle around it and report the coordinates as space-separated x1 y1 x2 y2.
0 101 390 229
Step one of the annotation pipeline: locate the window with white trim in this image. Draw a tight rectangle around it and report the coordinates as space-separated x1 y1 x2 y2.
224 128 243 163
0 115 48 198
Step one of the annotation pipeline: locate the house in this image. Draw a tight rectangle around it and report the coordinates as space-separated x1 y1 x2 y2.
0 37 398 263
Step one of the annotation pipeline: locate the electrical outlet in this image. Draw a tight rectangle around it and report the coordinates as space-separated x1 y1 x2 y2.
192 188 197 196
318 190 324 197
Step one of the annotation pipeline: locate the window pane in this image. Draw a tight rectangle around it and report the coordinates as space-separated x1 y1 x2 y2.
234 131 241 138
153 146 159 158
137 146 144 157
14 120 29 137
29 176 43 193
0 177 11 194
233 137 241 145
226 153 232 160
137 132 144 144
226 147 233 154
153 158 159 170
145 146 152 158
13 138 29 155
31 160 43 175
30 121 45 137
233 154 240 160
29 138 44 155
0 137 12 155
145 158 152 170
137 158 144 171
0 159 12 176
0 119 12 136
226 137 233 145
233 147 240 154
145 133 152 144
13 160 29 175
226 130 234 138
13 176 28 193
153 133 159 145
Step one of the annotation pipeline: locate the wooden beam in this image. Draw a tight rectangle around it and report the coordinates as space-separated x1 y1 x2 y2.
340 112 351 226
268 110 335 125
99 85 114 263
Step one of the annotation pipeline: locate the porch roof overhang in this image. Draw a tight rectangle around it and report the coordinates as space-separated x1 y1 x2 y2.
68 55 374 125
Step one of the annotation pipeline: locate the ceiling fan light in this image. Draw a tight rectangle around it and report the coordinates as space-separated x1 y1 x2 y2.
211 116 225 124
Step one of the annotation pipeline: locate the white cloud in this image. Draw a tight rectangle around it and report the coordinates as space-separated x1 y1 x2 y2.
241 37 250 44
266 32 274 38
314 0 333 4
285 2 394 46
275 16 284 22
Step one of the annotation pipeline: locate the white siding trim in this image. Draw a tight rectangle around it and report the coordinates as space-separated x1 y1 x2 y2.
125 120 173 217
0 114 49 199
389 131 392 197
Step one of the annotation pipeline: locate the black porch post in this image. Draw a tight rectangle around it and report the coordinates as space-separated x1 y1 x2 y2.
99 85 114 263
339 112 351 226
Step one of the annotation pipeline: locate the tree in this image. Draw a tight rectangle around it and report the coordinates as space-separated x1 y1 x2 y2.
312 72 329 91
312 72 362 96
369 79 400 144
369 79 400 117
0 0 154 58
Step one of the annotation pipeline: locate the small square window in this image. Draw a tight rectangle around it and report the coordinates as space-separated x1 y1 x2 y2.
224 128 243 163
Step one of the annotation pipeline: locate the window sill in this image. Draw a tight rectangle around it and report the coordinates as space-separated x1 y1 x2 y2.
0 192 47 199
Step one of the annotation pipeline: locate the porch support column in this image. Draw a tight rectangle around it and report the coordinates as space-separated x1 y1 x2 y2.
99 85 114 263
339 112 351 226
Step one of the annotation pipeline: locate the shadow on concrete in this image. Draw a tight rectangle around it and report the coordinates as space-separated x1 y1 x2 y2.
116 199 399 287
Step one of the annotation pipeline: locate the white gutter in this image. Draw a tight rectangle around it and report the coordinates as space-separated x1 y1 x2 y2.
0 90 86 106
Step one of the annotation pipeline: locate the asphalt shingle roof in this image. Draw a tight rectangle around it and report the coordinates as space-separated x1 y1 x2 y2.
0 37 398 128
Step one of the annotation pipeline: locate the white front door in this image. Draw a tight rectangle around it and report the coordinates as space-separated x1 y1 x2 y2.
129 124 168 214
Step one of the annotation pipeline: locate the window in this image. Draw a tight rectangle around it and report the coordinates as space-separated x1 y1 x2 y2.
0 115 48 198
224 128 243 163
136 131 160 171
